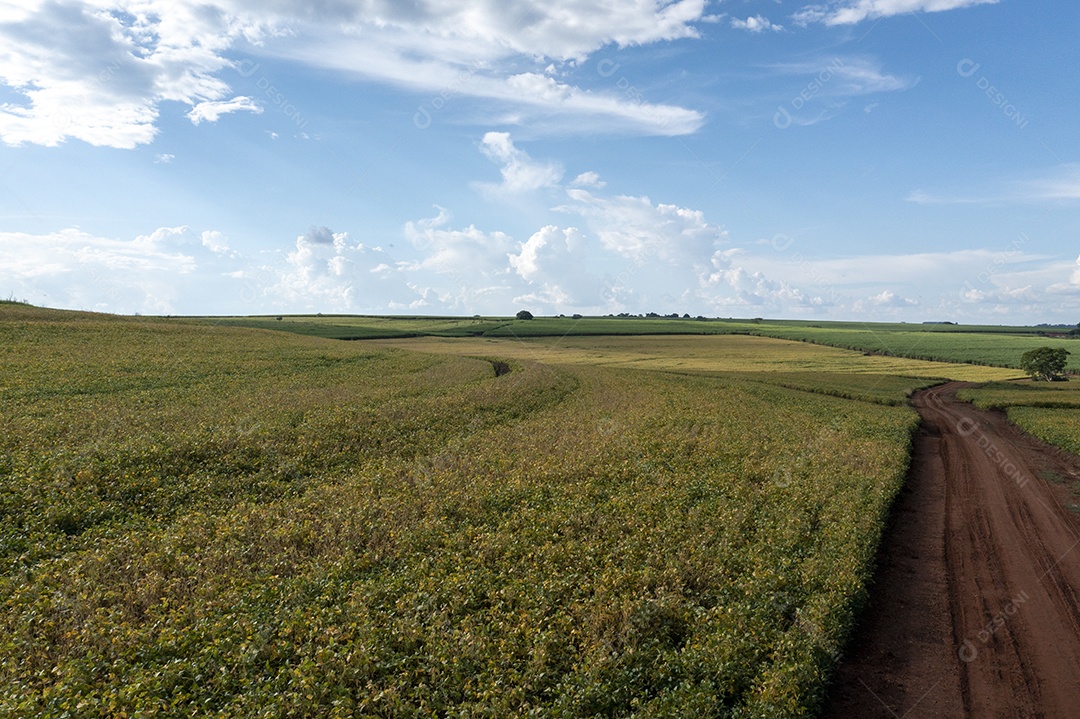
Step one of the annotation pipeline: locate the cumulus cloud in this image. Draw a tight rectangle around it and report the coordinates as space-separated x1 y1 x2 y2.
264 227 422 312
707 251 828 310
731 15 783 32
0 0 258 148
556 188 727 264
794 0 998 25
1045 256 1080 297
570 171 606 189
507 225 602 306
403 208 515 282
870 290 918 306
0 225 223 313
478 132 563 193
200 230 231 255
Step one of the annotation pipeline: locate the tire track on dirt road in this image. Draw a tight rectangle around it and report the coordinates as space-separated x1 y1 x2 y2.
822 381 1080 718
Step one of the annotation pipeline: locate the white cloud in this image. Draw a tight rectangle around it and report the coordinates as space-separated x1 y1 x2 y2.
478 132 563 193
200 230 231 254
905 189 988 205
570 171 606 189
556 188 726 264
261 0 708 136
255 0 708 62
870 290 918 306
907 165 1080 205
0 225 220 313
263 226 421 312
403 209 514 280
290 45 704 135
770 56 917 127
795 0 999 26
187 96 262 125
707 253 826 310
775 56 917 95
1046 256 1080 297
731 15 783 33
0 0 258 148
1028 165 1080 202
508 225 599 306
0 1 709 147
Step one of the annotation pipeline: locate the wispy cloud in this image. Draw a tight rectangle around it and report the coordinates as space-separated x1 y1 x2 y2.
770 55 917 127
187 97 262 125
794 0 999 26
772 56 918 94
907 164 1080 205
0 0 710 148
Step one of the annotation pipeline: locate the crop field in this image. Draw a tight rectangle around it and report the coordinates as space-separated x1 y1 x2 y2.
0 304 1034 717
959 381 1080 458
205 315 1080 373
368 335 1020 386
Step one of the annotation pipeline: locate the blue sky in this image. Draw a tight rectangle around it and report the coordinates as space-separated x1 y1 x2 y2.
1 0 1078 322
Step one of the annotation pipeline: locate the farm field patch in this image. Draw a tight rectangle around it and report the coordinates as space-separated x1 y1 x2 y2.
205 314 1080 372
0 304 1065 717
959 380 1080 468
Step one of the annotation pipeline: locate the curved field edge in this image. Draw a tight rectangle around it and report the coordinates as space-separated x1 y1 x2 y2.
3 307 920 717
957 382 1080 508
959 382 1080 459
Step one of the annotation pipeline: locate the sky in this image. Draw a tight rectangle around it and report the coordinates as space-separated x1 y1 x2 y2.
0 0 1078 323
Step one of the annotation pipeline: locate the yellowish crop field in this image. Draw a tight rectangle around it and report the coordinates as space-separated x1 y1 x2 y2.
0 305 1035 717
369 334 1021 381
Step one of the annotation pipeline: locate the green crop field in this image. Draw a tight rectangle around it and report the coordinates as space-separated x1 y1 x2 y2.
0 303 1059 717
200 314 1080 373
960 381 1080 462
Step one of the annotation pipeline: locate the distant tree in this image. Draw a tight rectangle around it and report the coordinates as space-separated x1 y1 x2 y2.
515 310 534 320
1020 347 1070 381
572 314 583 319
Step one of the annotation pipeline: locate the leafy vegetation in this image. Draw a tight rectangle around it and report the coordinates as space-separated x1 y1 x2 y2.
0 305 1024 717
1020 347 1071 381
1005 407 1080 457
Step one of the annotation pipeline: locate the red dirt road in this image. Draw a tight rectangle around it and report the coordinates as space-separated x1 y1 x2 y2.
822 382 1080 718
